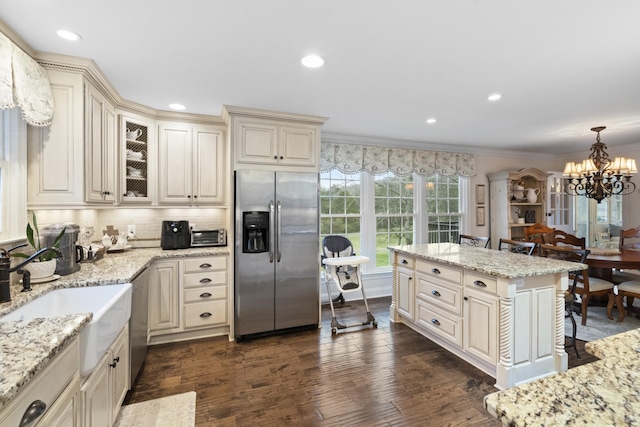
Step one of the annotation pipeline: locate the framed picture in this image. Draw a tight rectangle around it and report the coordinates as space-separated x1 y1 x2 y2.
476 206 486 227
476 184 485 205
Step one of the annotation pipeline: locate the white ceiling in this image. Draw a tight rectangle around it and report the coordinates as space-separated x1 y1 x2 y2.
2 0 639 154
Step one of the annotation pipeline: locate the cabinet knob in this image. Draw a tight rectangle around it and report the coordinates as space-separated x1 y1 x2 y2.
401 259 408 264
464 296 469 301
280 156 283 159
274 155 278 159
193 195 197 199
200 312 212 318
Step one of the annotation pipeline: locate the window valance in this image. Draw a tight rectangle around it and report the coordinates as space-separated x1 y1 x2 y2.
0 32 54 127
320 142 476 177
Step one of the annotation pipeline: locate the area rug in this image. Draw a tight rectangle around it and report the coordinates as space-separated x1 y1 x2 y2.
113 391 196 427
565 305 640 342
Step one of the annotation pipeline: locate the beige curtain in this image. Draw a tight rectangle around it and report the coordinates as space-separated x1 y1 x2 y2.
320 141 476 177
0 32 54 127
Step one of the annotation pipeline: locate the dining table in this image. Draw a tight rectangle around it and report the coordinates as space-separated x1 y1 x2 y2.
585 247 640 282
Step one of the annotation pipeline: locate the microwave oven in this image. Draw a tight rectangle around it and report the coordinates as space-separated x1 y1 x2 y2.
191 229 227 247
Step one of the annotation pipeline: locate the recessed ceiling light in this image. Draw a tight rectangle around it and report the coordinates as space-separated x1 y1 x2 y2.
426 118 437 124
56 29 82 41
169 103 186 111
301 55 325 68
488 93 502 101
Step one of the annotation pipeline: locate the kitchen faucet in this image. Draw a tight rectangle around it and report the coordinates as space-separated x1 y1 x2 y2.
0 247 62 302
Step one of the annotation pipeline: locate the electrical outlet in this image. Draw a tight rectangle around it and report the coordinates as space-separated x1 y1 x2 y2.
127 225 136 236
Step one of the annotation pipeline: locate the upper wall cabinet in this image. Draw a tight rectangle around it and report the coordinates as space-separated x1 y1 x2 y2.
120 113 156 204
27 68 85 207
158 121 225 205
85 82 117 204
223 105 328 172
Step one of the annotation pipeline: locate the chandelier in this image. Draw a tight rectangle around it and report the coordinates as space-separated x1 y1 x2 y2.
562 126 637 203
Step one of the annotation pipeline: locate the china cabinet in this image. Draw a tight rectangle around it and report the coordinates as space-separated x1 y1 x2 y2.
120 114 155 204
158 121 225 205
487 168 551 246
223 105 327 172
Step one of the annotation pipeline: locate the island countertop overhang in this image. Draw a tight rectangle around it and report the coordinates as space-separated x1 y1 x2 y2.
388 243 586 279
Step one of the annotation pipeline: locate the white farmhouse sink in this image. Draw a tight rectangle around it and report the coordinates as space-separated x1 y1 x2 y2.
0 283 132 377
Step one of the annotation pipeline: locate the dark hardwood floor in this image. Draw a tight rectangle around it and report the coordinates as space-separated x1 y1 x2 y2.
125 297 596 426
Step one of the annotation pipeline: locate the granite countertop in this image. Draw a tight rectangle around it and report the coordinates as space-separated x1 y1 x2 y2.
389 243 586 279
0 246 229 410
484 328 640 426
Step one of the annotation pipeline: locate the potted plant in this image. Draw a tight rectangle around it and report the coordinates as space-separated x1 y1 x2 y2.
10 213 65 278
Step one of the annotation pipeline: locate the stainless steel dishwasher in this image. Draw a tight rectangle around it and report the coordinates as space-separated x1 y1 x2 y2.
130 268 149 386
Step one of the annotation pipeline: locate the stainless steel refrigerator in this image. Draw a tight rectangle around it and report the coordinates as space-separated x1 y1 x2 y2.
234 170 319 339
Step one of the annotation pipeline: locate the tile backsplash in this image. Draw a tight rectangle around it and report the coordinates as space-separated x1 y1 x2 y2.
32 208 228 248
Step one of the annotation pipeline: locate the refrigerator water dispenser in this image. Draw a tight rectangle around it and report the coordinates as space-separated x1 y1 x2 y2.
242 211 269 253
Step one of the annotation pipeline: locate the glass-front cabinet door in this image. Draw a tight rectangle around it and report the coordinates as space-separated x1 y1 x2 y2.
546 171 572 232
120 115 154 204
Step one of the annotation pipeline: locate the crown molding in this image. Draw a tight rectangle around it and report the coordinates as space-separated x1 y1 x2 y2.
222 105 328 125
321 132 558 159
0 19 34 57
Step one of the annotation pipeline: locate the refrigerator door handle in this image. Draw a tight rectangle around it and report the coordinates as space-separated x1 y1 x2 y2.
269 201 275 263
276 200 282 262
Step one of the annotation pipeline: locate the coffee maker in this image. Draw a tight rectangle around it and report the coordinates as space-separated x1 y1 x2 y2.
42 223 82 275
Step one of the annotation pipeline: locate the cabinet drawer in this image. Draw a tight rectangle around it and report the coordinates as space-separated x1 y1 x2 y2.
416 260 461 284
416 273 462 315
184 271 227 288
184 286 226 303
183 257 226 273
464 272 497 294
0 339 79 427
184 300 226 328
415 300 462 347
395 254 415 269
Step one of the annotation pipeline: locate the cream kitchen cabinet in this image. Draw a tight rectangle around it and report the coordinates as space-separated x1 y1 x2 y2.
27 68 85 207
149 256 230 345
158 121 225 205
120 113 156 204
81 324 129 427
389 244 570 390
223 105 327 171
0 337 80 427
394 253 415 321
85 83 117 204
148 259 181 334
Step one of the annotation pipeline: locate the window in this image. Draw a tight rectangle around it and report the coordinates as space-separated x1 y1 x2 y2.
320 169 464 270
0 109 27 244
425 175 461 243
574 195 622 245
320 170 361 254
374 172 414 267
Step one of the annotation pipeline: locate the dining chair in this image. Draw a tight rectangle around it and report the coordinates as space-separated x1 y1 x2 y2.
607 279 640 322
498 238 536 256
541 230 586 249
613 227 640 284
458 234 490 248
539 243 614 326
523 223 555 255
538 244 590 358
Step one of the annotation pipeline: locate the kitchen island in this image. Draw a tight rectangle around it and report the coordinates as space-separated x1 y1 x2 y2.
0 247 229 411
389 243 585 390
484 328 640 425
